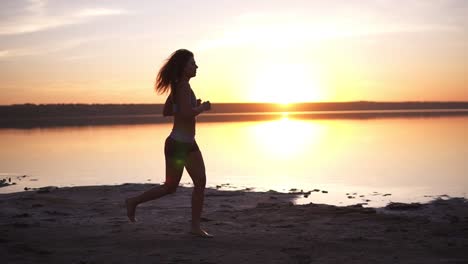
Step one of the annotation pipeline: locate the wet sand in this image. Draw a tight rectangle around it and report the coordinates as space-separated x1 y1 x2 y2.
1 183 467 263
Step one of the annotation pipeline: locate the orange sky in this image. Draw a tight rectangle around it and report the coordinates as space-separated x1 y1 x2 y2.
0 0 467 105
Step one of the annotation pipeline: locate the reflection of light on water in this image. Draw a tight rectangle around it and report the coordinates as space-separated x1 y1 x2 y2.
249 116 326 159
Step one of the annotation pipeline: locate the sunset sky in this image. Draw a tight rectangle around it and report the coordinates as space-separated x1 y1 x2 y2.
0 0 467 105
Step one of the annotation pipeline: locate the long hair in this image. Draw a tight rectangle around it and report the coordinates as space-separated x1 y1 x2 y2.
155 49 194 94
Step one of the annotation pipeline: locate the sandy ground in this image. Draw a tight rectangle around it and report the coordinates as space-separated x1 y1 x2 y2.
1 183 468 264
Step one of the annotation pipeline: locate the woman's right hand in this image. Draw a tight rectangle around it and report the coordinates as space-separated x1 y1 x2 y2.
202 101 211 111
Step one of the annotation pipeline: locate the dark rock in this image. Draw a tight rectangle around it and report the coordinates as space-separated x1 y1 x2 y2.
321 190 328 193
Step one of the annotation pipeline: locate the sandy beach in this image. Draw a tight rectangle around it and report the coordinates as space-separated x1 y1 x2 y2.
1 183 468 264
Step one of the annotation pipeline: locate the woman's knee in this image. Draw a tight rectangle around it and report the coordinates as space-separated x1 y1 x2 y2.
164 183 178 194
193 175 206 190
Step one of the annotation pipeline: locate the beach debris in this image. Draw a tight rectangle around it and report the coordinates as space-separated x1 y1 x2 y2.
321 190 328 194
0 177 17 187
215 183 233 189
347 196 355 199
383 193 392 197
289 189 305 194
385 202 423 210
312 189 320 192
0 179 8 187
438 194 451 200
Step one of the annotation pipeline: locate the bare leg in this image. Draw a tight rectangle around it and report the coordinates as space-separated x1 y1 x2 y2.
126 158 184 222
185 150 212 238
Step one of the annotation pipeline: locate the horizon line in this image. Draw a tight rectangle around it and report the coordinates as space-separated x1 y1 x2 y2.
2 100 468 107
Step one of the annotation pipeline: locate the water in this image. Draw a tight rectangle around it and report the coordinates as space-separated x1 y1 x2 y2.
1 113 467 207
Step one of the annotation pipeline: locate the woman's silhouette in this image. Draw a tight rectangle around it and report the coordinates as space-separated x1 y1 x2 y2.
126 49 212 238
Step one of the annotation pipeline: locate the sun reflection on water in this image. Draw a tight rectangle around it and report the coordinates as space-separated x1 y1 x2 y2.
249 114 327 159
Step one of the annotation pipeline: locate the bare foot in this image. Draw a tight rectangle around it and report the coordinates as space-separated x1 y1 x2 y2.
190 227 213 238
125 198 137 222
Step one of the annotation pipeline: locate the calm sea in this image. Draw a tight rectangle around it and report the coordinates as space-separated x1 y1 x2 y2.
1 112 467 207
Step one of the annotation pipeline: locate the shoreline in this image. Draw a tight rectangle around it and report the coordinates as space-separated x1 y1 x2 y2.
1 183 467 263
1 174 466 208
1 177 464 209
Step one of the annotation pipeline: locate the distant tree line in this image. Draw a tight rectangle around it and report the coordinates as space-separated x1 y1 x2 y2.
1 102 468 119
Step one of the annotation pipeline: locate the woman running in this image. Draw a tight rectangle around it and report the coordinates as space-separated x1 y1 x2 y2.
126 49 212 238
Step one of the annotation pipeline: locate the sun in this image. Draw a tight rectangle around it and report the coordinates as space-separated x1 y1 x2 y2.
249 63 324 104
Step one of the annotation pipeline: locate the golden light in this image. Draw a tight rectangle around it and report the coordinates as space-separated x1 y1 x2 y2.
249 63 324 104
249 117 326 159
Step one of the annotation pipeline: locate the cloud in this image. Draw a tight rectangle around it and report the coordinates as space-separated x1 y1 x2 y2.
0 0 127 36
196 11 462 51
0 38 92 60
